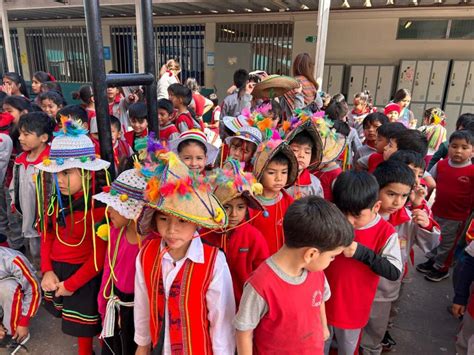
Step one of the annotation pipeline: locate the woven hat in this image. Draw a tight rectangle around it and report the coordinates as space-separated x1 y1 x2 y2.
138 151 227 233
315 117 347 165
384 103 401 115
213 159 264 211
222 115 249 133
252 138 298 187
93 169 147 220
252 75 299 99
225 126 263 146
285 119 324 169
169 129 219 166
36 118 110 173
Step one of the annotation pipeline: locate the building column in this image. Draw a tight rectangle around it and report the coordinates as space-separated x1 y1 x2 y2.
204 22 216 89
16 27 30 80
0 0 15 72
314 0 330 86
135 0 145 73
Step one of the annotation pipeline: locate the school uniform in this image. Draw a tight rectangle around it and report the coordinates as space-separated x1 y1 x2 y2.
109 95 130 132
313 164 342 202
286 168 324 200
124 128 148 152
159 124 179 143
175 111 202 133
358 152 384 173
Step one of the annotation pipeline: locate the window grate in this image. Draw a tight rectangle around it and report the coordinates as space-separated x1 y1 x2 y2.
0 29 23 75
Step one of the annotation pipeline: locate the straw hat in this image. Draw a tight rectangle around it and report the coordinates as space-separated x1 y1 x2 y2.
314 117 347 165
213 159 264 211
168 129 219 166
36 118 110 173
285 119 324 169
252 139 298 187
222 115 249 133
225 126 263 147
252 75 299 99
93 169 147 220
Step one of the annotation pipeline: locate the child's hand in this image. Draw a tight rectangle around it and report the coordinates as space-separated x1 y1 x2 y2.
409 184 427 207
13 325 29 343
41 271 59 292
343 241 358 258
135 345 151 355
452 303 465 318
323 325 330 341
55 282 74 297
412 209 430 229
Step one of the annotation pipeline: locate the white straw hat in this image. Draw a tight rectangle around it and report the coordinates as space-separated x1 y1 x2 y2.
168 129 219 166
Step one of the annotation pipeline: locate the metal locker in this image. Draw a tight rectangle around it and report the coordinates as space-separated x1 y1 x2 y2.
463 61 474 105
461 105 474 115
375 66 395 107
444 104 462 134
362 66 379 99
347 65 365 100
426 60 450 104
327 65 344 95
446 61 470 104
412 61 433 103
323 65 330 93
397 60 417 92
410 103 426 125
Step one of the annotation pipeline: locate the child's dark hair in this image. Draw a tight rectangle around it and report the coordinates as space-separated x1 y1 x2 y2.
2 72 29 98
41 82 63 95
284 196 353 250
456 113 474 130
168 83 192 106
377 122 407 139
290 131 314 149
209 93 218 106
157 98 173 114
333 171 379 217
363 112 388 129
3 96 33 113
269 151 290 167
392 129 428 156
33 71 55 83
38 91 67 107
58 105 88 124
449 129 474 145
464 121 474 135
129 102 147 120
0 91 7 108
393 88 411 104
233 69 249 89
326 101 350 136
18 112 55 141
389 150 426 171
110 115 122 132
177 140 207 155
72 85 93 104
373 160 415 190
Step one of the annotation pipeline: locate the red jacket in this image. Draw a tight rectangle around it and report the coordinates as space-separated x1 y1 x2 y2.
124 128 148 151
313 165 342 202
368 153 384 173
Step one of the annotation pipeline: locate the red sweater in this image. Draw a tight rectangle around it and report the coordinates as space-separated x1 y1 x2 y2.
41 200 107 292
325 216 395 329
313 165 342 202
159 123 179 143
201 223 269 305
432 160 474 221
249 262 325 354
124 128 148 151
175 111 195 133
249 191 294 255
368 153 384 173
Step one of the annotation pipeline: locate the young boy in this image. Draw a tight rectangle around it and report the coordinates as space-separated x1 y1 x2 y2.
225 126 262 172
286 121 324 199
382 128 429 161
110 115 133 171
235 196 354 354
249 139 298 255
354 112 388 162
361 161 440 353
384 103 401 123
10 112 54 265
157 98 179 143
168 83 202 132
417 130 474 282
0 246 41 353
124 102 149 152
325 171 402 355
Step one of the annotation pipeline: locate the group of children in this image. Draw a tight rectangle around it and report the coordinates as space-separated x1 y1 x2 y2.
0 67 473 355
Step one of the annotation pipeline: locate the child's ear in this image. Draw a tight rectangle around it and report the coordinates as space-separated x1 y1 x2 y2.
40 133 49 143
303 247 320 264
372 200 382 214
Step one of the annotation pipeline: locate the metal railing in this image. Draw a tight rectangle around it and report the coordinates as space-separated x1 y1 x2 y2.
0 29 22 75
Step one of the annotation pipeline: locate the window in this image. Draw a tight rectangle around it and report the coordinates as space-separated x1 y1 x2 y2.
450 19 474 39
397 18 474 40
0 29 22 75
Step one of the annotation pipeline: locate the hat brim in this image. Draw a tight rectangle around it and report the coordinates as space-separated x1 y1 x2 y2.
36 158 110 173
320 134 347 164
218 190 264 211
252 75 299 99
224 135 259 146
222 116 248 133
93 192 145 220
286 120 324 170
169 137 219 166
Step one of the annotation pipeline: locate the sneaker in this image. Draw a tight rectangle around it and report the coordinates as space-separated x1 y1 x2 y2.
425 269 449 282
381 331 396 352
8 333 30 355
416 259 435 274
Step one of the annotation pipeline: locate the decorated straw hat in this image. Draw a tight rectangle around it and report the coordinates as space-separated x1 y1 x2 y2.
225 125 263 147
252 75 299 99
285 119 324 169
168 129 219 166
252 138 298 187
316 118 347 165
93 169 147 220
36 117 110 173
222 115 249 133
213 159 264 211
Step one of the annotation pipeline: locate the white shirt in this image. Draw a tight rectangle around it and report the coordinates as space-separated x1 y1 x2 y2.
157 73 178 100
134 237 236 354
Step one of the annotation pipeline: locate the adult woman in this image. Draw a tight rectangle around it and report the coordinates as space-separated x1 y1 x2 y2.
393 88 416 128
31 71 56 95
2 72 29 98
157 59 181 100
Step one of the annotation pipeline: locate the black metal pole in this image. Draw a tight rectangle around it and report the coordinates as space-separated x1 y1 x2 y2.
83 0 115 179
141 0 159 137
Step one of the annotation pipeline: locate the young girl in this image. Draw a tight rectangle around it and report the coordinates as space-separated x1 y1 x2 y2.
418 107 447 166
31 71 56 95
35 119 110 355
2 72 29 98
94 168 149 355
169 130 218 174
393 88 416 128
72 85 95 124
39 91 67 120
347 91 376 140
134 150 235 354
2 96 32 125
157 59 181 100
225 125 262 172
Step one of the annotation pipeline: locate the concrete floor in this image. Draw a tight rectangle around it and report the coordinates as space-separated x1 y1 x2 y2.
1 248 461 355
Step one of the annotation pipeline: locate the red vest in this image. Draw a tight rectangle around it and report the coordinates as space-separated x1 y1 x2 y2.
432 160 474 221
325 217 395 329
368 153 384 173
313 166 342 202
159 124 179 143
140 238 218 352
124 129 148 151
249 262 325 354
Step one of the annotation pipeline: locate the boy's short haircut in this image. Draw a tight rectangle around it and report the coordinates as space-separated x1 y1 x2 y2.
109 115 122 132
389 150 426 171
233 69 249 89
284 196 353 251
269 152 290 167
333 171 379 217
392 129 428 156
376 122 406 139
18 112 55 140
373 160 415 190
58 105 88 124
128 102 147 120
289 131 314 148
464 121 474 135
168 83 193 106
157 98 174 115
456 113 474 130
449 129 474 145
363 112 389 129
177 139 207 155
325 101 349 122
